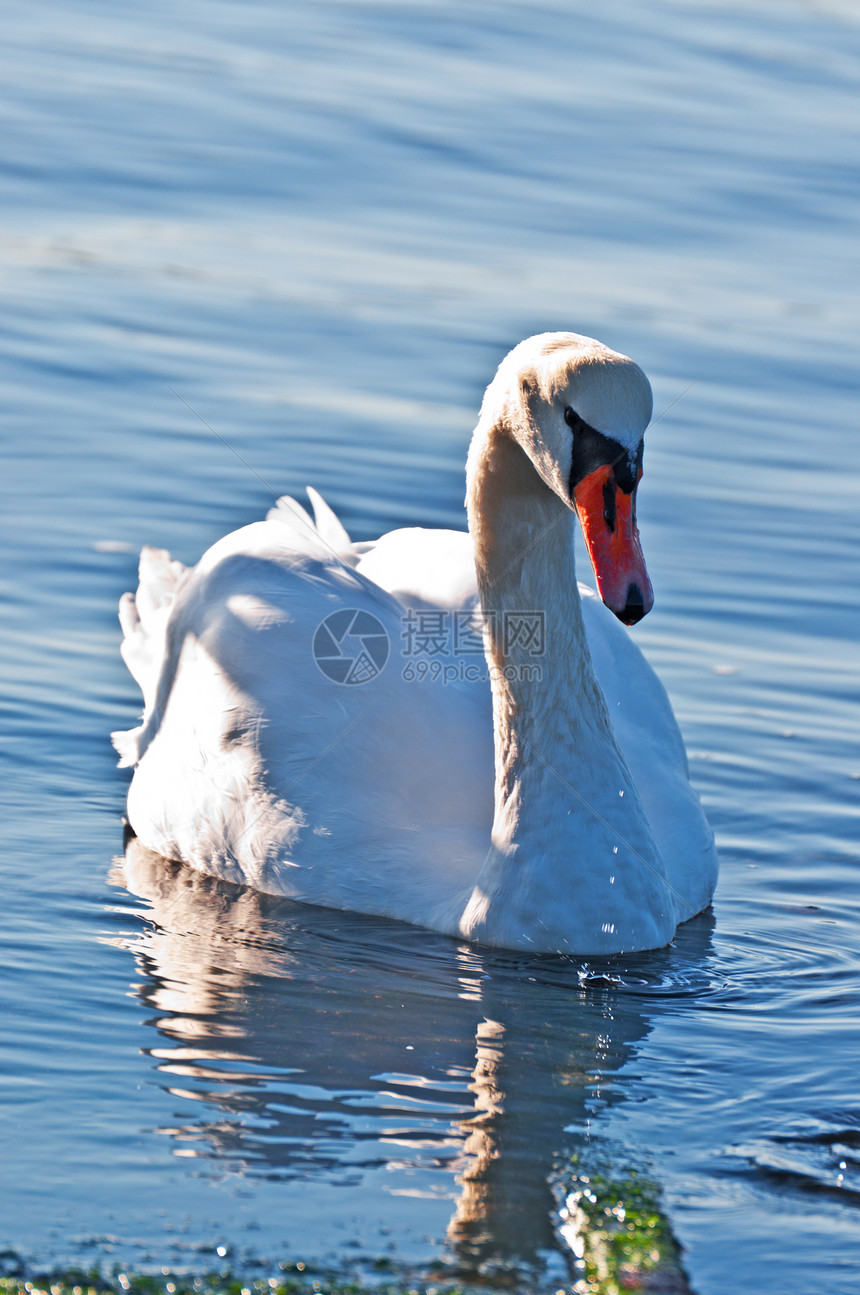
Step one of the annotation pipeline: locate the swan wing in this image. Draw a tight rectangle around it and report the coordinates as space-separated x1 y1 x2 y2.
114 507 493 926
306 485 353 556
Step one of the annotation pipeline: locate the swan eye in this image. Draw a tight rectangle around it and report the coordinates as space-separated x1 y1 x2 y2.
564 406 582 430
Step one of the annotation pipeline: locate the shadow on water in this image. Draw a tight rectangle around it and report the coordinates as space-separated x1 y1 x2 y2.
109 838 718 1287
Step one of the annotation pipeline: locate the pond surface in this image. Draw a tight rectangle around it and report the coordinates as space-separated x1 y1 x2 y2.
1 1 859 1291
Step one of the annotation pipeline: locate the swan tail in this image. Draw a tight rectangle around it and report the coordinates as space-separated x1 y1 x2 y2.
111 722 144 769
133 545 186 623
112 546 187 764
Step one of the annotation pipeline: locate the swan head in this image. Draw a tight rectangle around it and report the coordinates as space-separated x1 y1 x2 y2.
480 332 655 626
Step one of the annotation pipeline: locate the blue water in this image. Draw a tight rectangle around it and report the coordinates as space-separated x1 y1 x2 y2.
1 1 859 1290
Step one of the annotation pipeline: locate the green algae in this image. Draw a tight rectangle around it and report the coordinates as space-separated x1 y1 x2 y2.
558 1164 693 1294
0 1276 471 1295
0 1159 695 1295
0 1268 536 1295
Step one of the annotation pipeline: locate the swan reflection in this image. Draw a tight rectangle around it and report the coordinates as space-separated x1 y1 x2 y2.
110 838 713 1283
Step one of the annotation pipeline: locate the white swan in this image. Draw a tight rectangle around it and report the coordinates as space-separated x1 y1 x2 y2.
113 332 718 955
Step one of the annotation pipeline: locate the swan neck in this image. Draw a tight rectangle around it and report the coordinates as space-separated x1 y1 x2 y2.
459 419 674 952
466 425 609 810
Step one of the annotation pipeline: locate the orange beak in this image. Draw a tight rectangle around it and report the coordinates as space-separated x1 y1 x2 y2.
573 464 653 625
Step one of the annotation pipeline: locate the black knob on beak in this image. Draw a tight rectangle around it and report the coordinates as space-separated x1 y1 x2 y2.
618 583 646 626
